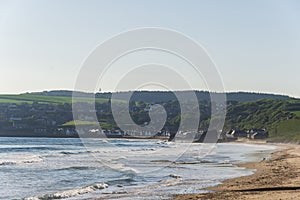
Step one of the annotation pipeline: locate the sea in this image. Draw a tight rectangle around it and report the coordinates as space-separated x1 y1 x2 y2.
0 137 277 200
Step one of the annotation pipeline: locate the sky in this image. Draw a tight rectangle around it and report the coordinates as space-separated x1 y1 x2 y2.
0 0 300 97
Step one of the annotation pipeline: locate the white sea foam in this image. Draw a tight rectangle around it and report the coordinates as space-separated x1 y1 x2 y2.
1 138 277 200
24 183 108 200
0 154 43 165
169 174 182 179
106 163 141 174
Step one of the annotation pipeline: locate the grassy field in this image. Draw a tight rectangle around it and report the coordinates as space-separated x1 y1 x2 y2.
270 118 300 142
61 120 100 126
0 94 109 104
291 111 300 117
0 98 33 104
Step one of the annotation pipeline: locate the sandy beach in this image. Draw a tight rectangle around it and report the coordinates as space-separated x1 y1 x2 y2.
174 141 300 200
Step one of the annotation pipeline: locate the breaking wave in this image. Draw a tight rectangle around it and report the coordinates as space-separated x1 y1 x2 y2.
23 183 108 200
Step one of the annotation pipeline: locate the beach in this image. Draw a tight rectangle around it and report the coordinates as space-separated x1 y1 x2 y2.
0 137 277 200
174 142 300 200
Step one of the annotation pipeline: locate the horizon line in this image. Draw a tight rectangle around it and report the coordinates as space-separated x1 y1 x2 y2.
0 89 298 99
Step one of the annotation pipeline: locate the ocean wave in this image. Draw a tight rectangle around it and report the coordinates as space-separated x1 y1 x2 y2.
150 159 173 163
106 177 135 186
23 183 108 200
172 160 214 165
169 174 182 179
135 177 182 192
150 159 215 165
104 162 140 174
54 166 99 171
0 146 64 153
0 155 43 166
130 148 156 152
0 161 16 166
59 151 88 155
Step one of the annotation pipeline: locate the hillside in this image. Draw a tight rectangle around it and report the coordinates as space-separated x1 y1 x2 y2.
0 90 299 141
0 90 290 104
0 93 108 104
224 99 300 142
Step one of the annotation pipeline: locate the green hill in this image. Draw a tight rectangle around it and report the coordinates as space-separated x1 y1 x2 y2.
0 94 108 104
271 119 300 142
0 90 291 104
0 90 299 142
224 99 300 142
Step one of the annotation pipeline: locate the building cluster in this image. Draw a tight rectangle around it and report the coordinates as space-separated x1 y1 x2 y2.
0 102 269 141
0 102 73 136
223 128 269 140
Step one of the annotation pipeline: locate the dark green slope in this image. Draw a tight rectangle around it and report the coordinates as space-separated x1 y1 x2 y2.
224 99 300 142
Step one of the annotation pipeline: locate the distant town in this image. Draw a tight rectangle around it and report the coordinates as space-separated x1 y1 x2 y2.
0 90 299 142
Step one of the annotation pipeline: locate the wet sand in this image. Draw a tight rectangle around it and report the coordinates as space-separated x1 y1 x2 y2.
174 142 300 200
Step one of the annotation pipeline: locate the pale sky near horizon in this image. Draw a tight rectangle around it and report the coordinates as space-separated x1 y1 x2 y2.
0 0 300 97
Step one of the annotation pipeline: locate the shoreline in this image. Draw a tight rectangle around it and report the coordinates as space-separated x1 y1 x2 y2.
0 135 169 140
174 141 300 199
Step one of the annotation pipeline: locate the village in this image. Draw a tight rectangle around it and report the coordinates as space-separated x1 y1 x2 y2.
0 101 269 141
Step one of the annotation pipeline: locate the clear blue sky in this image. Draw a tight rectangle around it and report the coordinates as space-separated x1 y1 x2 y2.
0 0 299 97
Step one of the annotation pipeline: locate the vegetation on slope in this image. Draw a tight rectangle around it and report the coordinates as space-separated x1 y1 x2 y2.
224 99 300 142
271 119 300 142
0 90 299 142
0 94 108 104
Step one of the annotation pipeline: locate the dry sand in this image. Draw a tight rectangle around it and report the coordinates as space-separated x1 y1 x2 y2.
174 142 300 200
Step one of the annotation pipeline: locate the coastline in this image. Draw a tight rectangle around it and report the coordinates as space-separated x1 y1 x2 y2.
174 141 300 200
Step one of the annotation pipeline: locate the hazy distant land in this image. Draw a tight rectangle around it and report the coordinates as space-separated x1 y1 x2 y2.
0 90 299 142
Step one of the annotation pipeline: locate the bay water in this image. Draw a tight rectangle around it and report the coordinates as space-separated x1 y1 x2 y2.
0 137 276 200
